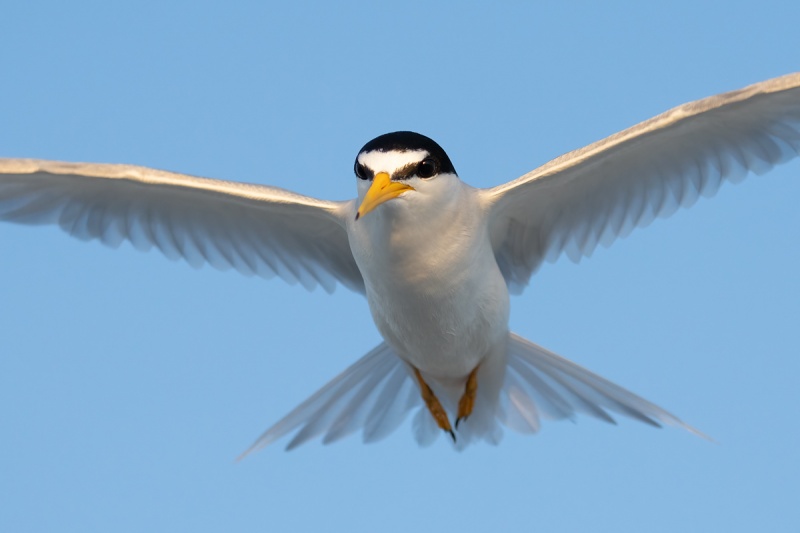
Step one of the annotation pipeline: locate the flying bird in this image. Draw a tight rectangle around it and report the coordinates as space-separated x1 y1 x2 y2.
1 74 798 453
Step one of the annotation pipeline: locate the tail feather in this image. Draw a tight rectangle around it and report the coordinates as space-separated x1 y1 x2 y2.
362 365 419 443
412 407 441 448
240 333 707 456
498 371 543 433
238 342 419 458
502 332 709 439
283 353 396 450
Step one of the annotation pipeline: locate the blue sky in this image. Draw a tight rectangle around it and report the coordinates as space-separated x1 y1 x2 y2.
1 2 798 532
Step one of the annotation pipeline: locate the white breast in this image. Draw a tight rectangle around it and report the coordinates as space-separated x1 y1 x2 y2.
346 177 510 380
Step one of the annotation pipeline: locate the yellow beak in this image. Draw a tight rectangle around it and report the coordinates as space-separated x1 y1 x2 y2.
355 172 415 220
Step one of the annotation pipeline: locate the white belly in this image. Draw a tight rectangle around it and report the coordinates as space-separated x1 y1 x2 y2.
365 260 509 379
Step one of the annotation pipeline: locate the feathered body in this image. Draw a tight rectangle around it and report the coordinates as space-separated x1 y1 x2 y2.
347 174 511 445
348 175 508 380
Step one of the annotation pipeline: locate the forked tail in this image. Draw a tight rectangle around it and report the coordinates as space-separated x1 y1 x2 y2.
239 333 707 457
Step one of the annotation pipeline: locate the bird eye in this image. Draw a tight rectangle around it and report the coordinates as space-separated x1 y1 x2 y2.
354 162 369 180
416 158 438 179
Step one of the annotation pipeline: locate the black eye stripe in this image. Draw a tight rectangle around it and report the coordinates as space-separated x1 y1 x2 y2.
378 158 439 181
354 162 373 180
353 159 439 181
392 162 420 181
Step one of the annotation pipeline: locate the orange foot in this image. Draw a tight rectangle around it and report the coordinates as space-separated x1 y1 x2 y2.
413 367 455 442
455 365 479 429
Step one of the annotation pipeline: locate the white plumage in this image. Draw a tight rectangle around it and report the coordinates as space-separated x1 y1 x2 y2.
1 73 798 453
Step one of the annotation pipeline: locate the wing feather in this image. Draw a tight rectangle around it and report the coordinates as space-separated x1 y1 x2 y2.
484 73 800 292
0 159 364 293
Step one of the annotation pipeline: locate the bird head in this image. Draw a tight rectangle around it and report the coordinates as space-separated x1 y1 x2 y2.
354 131 458 221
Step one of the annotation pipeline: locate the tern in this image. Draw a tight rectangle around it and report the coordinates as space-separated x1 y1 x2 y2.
1 74 799 453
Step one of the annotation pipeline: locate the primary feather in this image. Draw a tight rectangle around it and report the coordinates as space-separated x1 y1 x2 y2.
0 159 364 293
486 73 800 293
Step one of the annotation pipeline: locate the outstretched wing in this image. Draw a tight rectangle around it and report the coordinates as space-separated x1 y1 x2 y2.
0 159 364 293
484 73 800 293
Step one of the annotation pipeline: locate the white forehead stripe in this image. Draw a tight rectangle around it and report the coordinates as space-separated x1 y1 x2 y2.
357 150 429 174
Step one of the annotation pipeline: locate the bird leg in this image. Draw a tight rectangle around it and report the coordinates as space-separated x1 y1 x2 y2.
455 365 479 429
413 367 456 442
